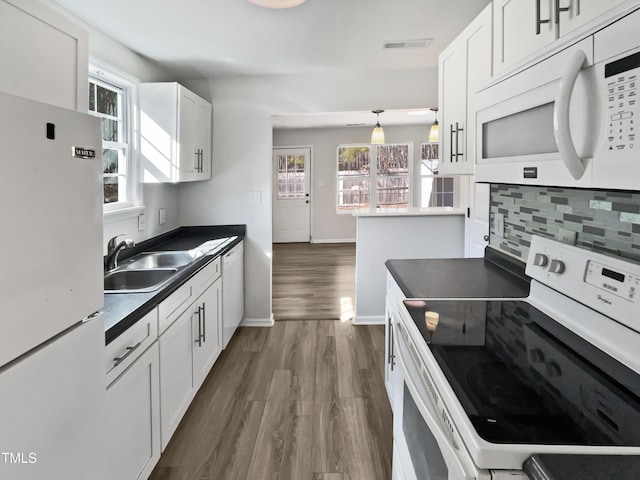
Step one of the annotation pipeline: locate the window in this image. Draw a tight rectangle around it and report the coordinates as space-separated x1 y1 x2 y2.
376 144 409 208
337 143 410 213
88 61 140 215
421 143 454 207
337 146 370 211
276 153 305 199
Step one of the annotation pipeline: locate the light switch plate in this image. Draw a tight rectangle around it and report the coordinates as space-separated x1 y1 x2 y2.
249 191 262 204
138 213 146 232
159 208 166 225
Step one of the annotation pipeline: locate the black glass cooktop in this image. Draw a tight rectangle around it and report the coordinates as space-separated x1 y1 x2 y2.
403 299 640 446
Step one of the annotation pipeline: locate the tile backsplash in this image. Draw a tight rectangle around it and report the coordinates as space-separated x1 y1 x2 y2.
490 184 640 262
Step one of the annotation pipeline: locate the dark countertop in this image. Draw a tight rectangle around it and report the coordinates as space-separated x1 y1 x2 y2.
525 454 640 480
103 225 245 345
385 246 531 299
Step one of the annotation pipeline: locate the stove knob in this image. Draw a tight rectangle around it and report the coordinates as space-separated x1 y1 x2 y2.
530 348 545 363
533 253 549 267
545 361 562 377
549 259 565 274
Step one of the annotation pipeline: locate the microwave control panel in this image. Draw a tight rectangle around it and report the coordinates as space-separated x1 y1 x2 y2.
605 51 640 152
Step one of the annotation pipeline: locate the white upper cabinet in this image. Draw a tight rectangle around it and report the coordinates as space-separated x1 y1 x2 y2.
0 0 88 112
493 0 555 75
560 0 627 36
140 82 212 183
438 4 492 175
493 0 626 74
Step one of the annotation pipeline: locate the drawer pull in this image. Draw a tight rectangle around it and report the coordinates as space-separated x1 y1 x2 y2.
201 304 206 343
113 341 142 367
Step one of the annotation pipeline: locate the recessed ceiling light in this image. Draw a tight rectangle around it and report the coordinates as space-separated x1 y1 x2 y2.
248 0 306 8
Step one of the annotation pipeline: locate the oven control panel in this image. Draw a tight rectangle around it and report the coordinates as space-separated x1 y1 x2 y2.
605 51 640 153
526 235 640 333
585 260 639 302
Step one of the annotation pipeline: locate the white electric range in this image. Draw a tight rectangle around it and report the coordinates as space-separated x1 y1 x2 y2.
392 235 640 479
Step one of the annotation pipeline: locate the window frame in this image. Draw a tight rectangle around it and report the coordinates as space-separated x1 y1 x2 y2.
336 142 413 214
420 141 456 208
88 59 142 220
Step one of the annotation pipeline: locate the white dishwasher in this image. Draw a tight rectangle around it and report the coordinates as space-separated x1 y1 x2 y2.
222 240 244 348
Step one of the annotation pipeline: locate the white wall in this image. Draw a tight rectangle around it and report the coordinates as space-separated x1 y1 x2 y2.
49 2 182 252
273 124 432 242
178 69 438 323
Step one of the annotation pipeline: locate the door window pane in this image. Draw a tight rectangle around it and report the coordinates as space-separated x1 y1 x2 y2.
277 154 305 199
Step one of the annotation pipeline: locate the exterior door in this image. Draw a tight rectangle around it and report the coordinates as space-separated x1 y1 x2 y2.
272 148 311 243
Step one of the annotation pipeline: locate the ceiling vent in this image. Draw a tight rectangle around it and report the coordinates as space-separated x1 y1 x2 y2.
383 38 433 50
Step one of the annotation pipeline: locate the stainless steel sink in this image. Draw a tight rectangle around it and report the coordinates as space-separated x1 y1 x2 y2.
104 268 178 293
123 251 199 270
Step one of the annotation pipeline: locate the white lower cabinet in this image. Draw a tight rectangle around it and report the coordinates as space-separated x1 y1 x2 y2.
159 305 196 450
159 260 222 450
192 277 222 389
385 273 405 411
106 341 161 480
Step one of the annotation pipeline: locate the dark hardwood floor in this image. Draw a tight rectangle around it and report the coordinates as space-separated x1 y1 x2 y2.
150 242 392 480
272 243 356 321
149 321 392 480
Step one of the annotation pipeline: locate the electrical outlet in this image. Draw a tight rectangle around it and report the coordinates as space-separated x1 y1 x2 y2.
159 208 166 225
138 213 146 232
558 228 577 245
494 213 505 238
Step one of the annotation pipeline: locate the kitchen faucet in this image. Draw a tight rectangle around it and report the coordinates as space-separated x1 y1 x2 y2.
105 234 135 271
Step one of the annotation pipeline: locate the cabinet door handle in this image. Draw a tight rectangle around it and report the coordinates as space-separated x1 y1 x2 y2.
195 307 203 347
201 304 206 343
449 123 455 163
113 341 142 367
388 317 396 371
555 0 570 24
536 0 551 34
455 122 464 161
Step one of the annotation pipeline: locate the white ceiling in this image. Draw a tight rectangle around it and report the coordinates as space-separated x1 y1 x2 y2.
53 0 491 80
52 0 491 128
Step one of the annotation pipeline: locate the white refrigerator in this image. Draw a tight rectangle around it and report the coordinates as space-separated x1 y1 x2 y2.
0 91 107 480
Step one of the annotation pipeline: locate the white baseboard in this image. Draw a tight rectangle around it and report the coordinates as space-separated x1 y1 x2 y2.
311 238 356 244
240 316 275 327
353 315 385 325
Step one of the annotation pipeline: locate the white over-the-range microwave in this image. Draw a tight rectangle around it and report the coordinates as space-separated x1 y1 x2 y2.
476 2 640 189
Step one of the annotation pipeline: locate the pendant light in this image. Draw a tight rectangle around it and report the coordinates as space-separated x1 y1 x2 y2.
428 107 439 143
371 109 385 144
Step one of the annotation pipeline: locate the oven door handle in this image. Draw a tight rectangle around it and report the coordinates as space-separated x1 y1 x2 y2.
553 48 588 180
393 327 480 479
